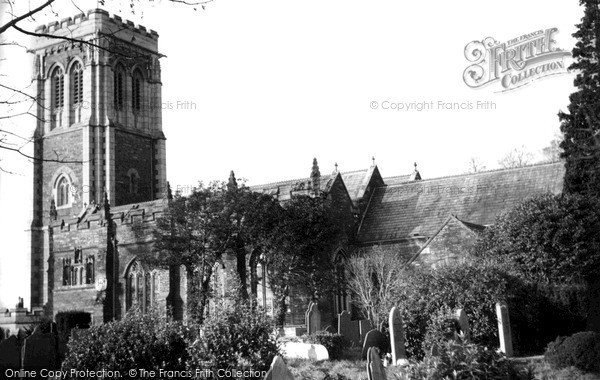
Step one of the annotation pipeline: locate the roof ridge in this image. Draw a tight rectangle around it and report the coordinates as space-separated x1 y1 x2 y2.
250 168 369 189
378 160 564 188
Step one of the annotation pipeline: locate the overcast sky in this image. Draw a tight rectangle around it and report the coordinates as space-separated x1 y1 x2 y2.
0 0 583 308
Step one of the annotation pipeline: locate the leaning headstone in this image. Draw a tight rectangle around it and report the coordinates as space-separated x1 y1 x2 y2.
264 355 294 380
389 307 407 366
324 325 337 334
454 309 470 341
367 347 387 380
307 303 321 335
0 335 20 370
21 328 58 370
282 342 329 360
361 329 386 359
496 301 513 357
359 319 373 345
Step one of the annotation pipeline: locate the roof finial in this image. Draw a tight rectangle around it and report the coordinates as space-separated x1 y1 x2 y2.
227 170 238 192
410 162 422 181
333 162 339 174
310 158 321 196
372 156 376 166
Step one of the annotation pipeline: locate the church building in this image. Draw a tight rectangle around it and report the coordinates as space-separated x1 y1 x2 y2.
0 9 565 332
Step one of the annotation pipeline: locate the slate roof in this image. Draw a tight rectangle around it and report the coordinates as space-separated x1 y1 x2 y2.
356 162 565 243
251 168 374 202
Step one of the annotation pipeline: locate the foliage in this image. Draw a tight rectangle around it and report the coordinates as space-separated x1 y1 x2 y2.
470 193 600 284
346 245 406 328
62 309 188 372
147 181 240 322
545 331 600 374
421 307 462 356
267 194 342 327
405 339 518 380
395 260 514 358
559 0 600 199
303 331 347 360
186 300 279 377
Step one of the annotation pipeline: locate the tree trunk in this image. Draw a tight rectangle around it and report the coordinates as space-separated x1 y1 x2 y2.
587 278 600 332
249 250 260 301
186 265 202 323
236 243 249 300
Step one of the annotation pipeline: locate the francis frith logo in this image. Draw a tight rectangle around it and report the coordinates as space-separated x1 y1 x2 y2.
463 28 571 92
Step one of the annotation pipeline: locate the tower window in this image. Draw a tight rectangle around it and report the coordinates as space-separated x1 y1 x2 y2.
132 70 143 112
51 67 64 109
114 65 124 110
56 176 70 207
70 62 83 106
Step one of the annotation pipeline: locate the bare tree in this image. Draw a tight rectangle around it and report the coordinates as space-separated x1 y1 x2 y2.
467 157 486 173
540 134 564 163
497 146 535 169
346 245 407 328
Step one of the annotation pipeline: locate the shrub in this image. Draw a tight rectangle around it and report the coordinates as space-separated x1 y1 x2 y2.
303 331 346 360
545 331 600 373
186 301 279 378
406 339 518 380
62 309 188 373
421 307 462 356
396 260 515 358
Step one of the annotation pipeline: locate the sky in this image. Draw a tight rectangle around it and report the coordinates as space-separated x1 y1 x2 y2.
0 0 583 308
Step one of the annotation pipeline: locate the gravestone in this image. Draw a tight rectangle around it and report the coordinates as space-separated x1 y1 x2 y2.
359 319 373 345
264 355 295 380
282 342 329 361
21 328 58 370
306 303 321 335
388 307 407 366
324 325 337 334
361 329 386 359
496 301 513 357
338 310 359 345
367 347 387 380
305 302 313 329
0 335 20 370
454 309 470 341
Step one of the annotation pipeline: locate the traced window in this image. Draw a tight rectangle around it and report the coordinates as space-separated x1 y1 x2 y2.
124 259 158 313
113 65 124 110
56 176 70 207
70 62 83 106
132 69 143 113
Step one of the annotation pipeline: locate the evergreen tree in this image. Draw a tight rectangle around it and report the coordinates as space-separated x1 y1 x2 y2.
559 0 600 197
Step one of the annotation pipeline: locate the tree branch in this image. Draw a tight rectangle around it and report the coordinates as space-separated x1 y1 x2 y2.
0 0 57 35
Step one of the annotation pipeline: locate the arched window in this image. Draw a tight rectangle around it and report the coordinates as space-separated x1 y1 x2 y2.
51 66 64 110
51 66 64 129
124 259 158 313
131 70 143 113
56 176 70 207
70 62 83 106
85 256 95 284
113 65 124 110
128 169 139 194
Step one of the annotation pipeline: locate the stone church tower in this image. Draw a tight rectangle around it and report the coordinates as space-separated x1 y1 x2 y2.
29 10 167 310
